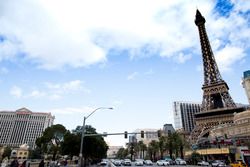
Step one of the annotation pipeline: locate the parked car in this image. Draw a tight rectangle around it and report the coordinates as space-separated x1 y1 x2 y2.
165 158 175 165
175 158 187 165
124 159 132 166
144 160 153 166
230 160 246 167
217 162 226 167
211 160 225 167
197 161 209 166
113 160 122 166
100 160 108 166
135 160 144 166
156 160 169 166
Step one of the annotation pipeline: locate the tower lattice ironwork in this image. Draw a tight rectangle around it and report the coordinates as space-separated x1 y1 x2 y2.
195 9 236 112
189 10 243 143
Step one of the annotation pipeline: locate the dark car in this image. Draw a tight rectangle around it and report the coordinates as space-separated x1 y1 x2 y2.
165 158 175 165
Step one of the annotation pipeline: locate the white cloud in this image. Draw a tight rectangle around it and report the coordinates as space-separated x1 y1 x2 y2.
27 90 46 98
0 67 8 74
0 0 249 70
8 80 89 100
215 45 245 72
44 107 88 115
43 106 103 115
174 53 192 64
144 69 154 75
10 86 23 98
49 94 62 100
45 80 91 94
127 72 139 80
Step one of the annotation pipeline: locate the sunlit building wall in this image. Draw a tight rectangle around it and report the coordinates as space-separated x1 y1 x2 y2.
173 101 201 133
0 108 54 149
132 128 159 146
242 70 250 104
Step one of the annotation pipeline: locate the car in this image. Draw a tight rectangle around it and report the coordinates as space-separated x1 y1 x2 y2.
211 160 224 167
165 158 175 165
100 160 108 166
113 160 122 166
230 160 246 167
175 158 187 165
156 160 169 166
135 160 144 166
124 159 132 166
217 162 226 167
197 161 209 166
144 160 153 166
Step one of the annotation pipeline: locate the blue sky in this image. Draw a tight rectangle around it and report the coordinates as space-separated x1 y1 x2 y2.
0 0 250 146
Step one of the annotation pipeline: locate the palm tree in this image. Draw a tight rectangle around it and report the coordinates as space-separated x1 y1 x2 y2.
172 132 181 158
148 140 159 161
141 142 147 159
137 141 144 159
158 136 167 159
168 132 187 159
166 134 174 159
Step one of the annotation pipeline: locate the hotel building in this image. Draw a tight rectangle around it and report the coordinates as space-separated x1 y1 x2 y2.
0 108 54 149
173 101 201 133
242 70 250 104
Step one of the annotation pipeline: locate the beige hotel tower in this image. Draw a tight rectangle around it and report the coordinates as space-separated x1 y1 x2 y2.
0 108 54 149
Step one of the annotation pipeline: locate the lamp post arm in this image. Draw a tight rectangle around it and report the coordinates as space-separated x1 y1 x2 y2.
85 107 113 119
85 107 102 120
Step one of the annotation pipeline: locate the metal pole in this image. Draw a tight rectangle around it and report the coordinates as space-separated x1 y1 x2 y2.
79 117 86 167
78 107 113 167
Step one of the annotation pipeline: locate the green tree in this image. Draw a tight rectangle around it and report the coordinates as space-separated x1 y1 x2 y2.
158 136 167 159
61 131 80 158
148 140 159 161
29 147 42 159
166 134 174 159
36 124 67 160
79 125 108 164
116 148 128 159
190 151 201 165
137 141 147 159
2 146 11 159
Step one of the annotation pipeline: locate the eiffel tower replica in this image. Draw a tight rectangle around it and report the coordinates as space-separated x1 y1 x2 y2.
190 10 245 143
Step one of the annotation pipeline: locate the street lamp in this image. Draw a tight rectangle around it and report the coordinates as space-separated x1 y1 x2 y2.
79 107 113 167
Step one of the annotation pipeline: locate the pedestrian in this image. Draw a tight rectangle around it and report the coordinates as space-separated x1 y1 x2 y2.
39 160 45 167
63 160 68 167
10 158 19 167
20 160 27 167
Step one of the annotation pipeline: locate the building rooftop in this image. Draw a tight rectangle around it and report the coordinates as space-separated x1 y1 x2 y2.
243 70 250 79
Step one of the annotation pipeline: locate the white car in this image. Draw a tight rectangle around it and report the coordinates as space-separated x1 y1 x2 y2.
124 159 132 166
175 158 187 165
135 160 144 166
211 160 223 167
113 160 122 166
197 161 209 166
156 160 169 166
144 160 153 166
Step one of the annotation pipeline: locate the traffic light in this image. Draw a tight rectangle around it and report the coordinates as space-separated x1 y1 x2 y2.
157 130 161 138
124 131 128 138
141 131 144 138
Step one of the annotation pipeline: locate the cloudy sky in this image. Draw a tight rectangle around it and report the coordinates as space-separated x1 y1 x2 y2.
0 0 249 146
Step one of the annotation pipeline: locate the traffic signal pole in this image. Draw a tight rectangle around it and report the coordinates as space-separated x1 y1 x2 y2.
84 131 160 137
